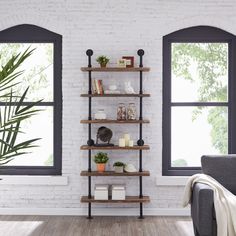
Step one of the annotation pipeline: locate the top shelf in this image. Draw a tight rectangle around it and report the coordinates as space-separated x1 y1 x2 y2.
81 67 150 72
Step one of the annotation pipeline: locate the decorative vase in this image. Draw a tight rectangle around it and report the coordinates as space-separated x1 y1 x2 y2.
97 163 106 172
114 166 124 173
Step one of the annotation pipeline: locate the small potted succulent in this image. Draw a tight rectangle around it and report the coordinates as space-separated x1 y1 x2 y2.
94 152 109 172
96 55 109 68
113 161 125 173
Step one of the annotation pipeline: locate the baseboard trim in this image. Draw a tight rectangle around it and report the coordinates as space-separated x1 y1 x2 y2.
0 207 190 216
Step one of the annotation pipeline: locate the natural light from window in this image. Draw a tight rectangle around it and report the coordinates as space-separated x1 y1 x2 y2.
171 42 228 167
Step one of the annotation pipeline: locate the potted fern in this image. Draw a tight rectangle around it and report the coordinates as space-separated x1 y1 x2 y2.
96 55 109 68
94 152 109 172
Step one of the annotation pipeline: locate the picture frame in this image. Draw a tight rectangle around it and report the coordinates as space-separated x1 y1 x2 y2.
122 56 134 68
117 59 126 68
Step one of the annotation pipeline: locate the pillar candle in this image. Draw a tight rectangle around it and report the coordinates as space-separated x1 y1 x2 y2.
124 133 130 146
119 138 126 147
129 140 134 147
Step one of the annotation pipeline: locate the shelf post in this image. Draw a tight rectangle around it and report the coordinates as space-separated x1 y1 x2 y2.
86 49 93 219
137 49 145 219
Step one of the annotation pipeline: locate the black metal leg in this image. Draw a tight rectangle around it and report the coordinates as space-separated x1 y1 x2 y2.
87 202 93 219
137 49 145 219
86 49 93 220
138 203 144 219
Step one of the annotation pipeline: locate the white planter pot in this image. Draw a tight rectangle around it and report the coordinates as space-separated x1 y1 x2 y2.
114 166 124 173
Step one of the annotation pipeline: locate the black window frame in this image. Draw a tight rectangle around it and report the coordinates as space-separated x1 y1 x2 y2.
0 24 62 175
163 26 236 176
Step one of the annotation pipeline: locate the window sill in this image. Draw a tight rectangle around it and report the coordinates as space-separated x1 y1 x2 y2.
0 175 68 185
156 176 189 186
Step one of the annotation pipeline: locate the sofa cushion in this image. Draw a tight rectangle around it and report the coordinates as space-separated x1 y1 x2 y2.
201 155 236 194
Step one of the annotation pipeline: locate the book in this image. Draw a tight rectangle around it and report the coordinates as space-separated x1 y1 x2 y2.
92 79 97 94
95 79 100 94
98 80 104 95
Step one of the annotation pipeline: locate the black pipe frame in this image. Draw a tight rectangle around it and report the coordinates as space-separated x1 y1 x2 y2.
84 49 146 219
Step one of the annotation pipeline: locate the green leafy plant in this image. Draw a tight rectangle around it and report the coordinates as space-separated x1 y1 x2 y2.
0 47 42 165
93 152 109 164
96 56 109 67
113 161 125 167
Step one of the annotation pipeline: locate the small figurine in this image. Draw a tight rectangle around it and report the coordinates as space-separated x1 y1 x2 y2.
124 81 135 94
94 126 114 147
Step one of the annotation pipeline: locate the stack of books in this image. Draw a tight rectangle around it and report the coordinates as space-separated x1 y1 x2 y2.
94 184 109 200
111 184 126 200
92 79 104 94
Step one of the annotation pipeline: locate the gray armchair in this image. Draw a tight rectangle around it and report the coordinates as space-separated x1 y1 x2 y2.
191 155 236 236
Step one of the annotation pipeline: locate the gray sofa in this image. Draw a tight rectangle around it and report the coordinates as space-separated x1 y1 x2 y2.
191 155 236 236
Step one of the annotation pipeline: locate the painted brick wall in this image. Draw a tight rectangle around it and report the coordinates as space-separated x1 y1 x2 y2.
0 0 235 214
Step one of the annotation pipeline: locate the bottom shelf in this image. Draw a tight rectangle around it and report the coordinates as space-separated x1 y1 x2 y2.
81 196 150 203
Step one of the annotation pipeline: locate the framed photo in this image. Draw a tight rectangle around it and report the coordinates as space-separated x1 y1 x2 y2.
117 59 126 68
122 56 134 68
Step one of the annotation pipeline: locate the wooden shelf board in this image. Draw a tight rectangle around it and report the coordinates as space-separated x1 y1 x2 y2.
80 171 150 176
80 119 150 124
80 94 150 97
80 145 150 150
81 196 150 203
81 67 150 72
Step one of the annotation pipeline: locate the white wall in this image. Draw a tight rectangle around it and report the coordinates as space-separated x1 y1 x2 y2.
0 0 235 215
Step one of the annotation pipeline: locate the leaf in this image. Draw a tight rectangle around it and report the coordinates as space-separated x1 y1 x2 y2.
0 47 42 164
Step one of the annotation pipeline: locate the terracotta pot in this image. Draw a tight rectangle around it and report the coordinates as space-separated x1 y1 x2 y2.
97 163 106 172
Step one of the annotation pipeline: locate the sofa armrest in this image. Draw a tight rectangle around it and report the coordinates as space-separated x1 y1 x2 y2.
191 182 214 235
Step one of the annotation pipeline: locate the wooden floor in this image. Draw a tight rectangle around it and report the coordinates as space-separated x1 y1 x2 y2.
0 216 194 236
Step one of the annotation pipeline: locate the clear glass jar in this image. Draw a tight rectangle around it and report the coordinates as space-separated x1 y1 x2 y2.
94 109 106 120
127 103 136 120
117 103 126 120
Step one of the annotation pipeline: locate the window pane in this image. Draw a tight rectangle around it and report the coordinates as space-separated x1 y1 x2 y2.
171 43 228 102
171 106 228 167
1 106 53 166
0 43 53 102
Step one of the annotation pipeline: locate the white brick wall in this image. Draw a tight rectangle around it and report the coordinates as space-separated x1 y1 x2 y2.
0 0 235 214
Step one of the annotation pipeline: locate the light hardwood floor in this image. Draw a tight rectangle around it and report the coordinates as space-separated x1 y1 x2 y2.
0 216 194 236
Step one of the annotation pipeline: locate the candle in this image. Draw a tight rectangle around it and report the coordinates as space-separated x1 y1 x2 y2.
124 134 130 146
129 140 134 147
119 138 126 147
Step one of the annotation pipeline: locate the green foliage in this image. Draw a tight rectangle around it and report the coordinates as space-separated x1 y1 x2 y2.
172 159 188 167
93 152 109 164
172 43 228 153
207 107 228 153
113 161 125 167
0 47 41 164
44 154 53 166
96 56 109 66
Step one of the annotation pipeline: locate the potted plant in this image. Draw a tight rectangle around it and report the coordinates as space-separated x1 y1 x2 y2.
113 162 125 173
94 152 109 172
96 55 109 68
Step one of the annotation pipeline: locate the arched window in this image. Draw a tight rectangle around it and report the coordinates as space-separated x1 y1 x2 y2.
0 24 62 175
163 26 236 176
